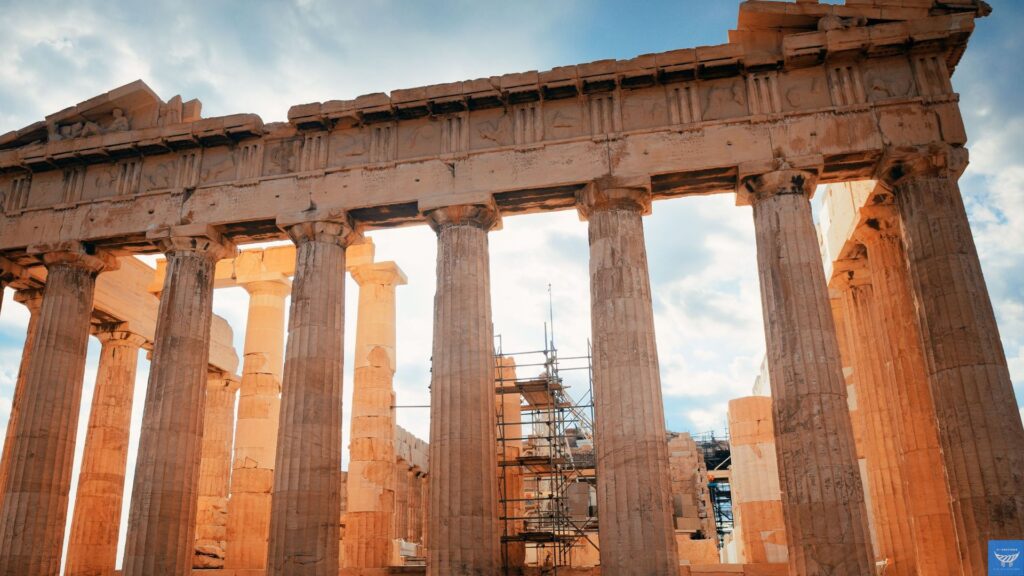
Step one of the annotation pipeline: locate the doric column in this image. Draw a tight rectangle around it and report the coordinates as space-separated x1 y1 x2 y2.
123 226 235 576
0 288 43 516
420 474 430 549
225 277 289 570
740 169 874 575
854 203 961 575
727 396 787 564
0 243 115 575
408 468 424 544
833 259 915 574
575 184 678 574
394 461 409 543
424 203 501 576
65 324 146 576
194 372 241 569
343 260 406 568
883 146 1024 571
267 213 356 576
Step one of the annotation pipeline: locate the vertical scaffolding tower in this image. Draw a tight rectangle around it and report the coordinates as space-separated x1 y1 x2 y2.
494 328 598 574
693 430 734 545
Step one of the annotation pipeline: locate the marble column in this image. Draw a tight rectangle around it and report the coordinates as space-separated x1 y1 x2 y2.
123 227 235 576
576 184 678 575
741 169 874 575
65 325 146 576
833 259 915 575
408 468 424 544
424 203 501 576
343 261 406 568
885 148 1024 571
0 288 43 516
421 475 430 549
225 278 289 570
854 203 961 575
194 372 241 569
267 214 355 576
727 396 787 564
0 243 115 576
394 461 409 543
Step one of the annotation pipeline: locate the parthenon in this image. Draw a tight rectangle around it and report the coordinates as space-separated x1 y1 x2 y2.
0 0 1022 575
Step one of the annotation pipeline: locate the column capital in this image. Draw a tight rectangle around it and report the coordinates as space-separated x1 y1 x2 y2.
278 209 360 247
852 203 901 246
28 241 118 274
876 144 968 188
575 182 651 220
349 261 408 288
0 255 28 285
14 287 44 313
831 257 871 290
147 224 237 262
424 202 500 233
737 169 817 206
92 323 147 349
238 277 291 298
207 371 241 394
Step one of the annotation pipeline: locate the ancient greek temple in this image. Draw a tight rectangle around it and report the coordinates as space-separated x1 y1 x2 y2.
0 0 1021 575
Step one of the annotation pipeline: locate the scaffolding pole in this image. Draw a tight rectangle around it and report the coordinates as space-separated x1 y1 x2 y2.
494 332 597 574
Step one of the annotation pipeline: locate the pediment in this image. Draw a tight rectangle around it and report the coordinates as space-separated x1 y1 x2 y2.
0 80 202 151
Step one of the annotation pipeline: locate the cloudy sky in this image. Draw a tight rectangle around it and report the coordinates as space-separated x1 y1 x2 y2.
0 0 1022 568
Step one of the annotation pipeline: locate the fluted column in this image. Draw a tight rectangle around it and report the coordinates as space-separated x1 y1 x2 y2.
123 227 235 576
884 147 1024 572
408 468 424 544
194 372 241 569
65 325 146 576
833 259 915 574
0 288 43 516
0 243 115 576
421 475 430 549
741 169 874 575
576 184 678 574
425 203 501 576
397 462 411 541
854 203 961 575
343 261 406 568
267 214 356 576
225 278 289 570
727 396 787 564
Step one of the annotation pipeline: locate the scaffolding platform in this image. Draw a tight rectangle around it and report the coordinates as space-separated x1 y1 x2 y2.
501 531 577 543
494 326 597 575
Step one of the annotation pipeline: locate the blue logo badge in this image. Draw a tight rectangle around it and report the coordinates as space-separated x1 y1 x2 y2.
991 541 1024 575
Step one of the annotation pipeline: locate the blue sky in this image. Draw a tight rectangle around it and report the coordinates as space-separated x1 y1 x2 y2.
0 0 1022 566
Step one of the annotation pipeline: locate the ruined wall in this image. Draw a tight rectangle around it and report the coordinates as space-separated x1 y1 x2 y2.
667 432 720 564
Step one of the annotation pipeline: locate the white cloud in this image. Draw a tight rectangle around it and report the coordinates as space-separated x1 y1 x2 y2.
0 0 579 130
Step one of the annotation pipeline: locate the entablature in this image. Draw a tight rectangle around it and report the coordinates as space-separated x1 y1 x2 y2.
0 3 982 258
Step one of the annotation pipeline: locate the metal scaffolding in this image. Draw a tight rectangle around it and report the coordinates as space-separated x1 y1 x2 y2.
494 327 597 574
693 430 734 544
